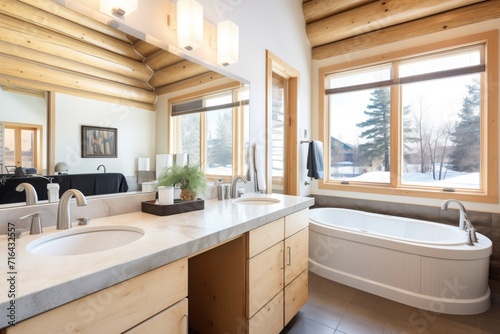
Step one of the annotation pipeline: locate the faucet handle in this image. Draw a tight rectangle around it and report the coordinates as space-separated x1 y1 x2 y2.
77 217 90 225
20 212 43 235
464 218 478 243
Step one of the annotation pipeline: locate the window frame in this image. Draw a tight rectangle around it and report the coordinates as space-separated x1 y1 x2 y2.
318 30 498 203
2 122 43 173
168 82 247 182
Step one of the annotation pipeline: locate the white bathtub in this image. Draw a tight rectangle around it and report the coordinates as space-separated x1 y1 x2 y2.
308 208 492 315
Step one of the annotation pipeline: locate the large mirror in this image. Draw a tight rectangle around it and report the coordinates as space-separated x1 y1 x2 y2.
0 0 249 206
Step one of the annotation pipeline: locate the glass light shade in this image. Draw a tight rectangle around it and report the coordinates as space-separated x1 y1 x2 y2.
217 20 239 66
100 0 138 17
177 0 204 51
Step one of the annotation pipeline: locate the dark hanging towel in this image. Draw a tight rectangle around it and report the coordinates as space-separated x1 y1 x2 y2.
307 141 324 179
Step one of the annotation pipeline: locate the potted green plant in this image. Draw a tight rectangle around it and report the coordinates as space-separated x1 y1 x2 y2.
157 164 206 201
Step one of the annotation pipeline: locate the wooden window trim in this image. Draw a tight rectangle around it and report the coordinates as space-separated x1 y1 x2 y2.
318 30 498 203
168 82 245 180
3 122 43 172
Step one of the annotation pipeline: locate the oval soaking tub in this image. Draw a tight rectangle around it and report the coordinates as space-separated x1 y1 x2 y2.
308 208 492 315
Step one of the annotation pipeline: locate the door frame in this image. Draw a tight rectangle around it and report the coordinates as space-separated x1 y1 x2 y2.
265 50 300 195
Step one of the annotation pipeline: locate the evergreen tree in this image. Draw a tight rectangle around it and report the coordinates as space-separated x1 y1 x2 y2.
180 113 200 165
356 88 391 171
208 110 232 167
448 80 480 172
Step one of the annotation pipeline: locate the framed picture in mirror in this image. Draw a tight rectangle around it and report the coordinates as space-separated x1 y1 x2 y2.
81 125 117 158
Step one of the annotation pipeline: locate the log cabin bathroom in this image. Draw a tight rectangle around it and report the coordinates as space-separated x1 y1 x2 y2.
0 0 499 333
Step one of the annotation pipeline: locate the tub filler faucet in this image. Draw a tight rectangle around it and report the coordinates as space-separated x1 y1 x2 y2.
440 199 468 230
57 189 87 230
441 199 478 246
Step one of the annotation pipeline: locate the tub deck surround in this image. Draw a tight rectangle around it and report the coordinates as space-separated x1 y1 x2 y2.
0 194 313 328
308 208 492 315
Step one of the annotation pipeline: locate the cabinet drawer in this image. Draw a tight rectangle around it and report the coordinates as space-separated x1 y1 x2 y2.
247 218 284 258
4 258 188 334
124 298 188 334
284 209 309 238
247 291 283 334
284 228 309 286
284 269 308 326
247 242 284 317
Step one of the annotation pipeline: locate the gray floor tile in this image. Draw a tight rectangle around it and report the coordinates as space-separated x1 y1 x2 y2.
282 272 500 334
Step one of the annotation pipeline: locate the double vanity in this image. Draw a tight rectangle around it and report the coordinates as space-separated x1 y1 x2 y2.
0 193 313 333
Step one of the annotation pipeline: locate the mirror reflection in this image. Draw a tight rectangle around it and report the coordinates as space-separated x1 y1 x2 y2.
0 0 249 206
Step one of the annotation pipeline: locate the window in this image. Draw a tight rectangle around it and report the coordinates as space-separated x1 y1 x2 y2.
319 31 498 202
170 84 249 180
2 123 42 173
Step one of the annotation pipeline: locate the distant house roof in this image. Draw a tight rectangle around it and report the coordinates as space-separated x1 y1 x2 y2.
331 137 354 152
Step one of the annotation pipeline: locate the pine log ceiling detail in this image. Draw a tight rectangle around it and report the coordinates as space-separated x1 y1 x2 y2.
302 0 500 60
0 0 224 111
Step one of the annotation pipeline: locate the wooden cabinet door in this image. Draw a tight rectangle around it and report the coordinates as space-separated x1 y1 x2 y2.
4 259 188 334
284 269 308 326
246 242 284 318
284 228 308 286
247 291 284 334
284 209 309 238
247 218 284 258
124 298 188 334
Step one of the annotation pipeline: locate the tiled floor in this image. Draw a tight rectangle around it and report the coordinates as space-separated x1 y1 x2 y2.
281 272 500 334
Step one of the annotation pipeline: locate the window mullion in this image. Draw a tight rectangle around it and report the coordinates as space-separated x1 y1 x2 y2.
390 62 401 188
200 113 207 171
232 106 243 176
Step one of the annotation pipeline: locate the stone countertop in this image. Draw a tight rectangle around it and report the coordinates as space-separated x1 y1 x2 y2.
0 193 314 328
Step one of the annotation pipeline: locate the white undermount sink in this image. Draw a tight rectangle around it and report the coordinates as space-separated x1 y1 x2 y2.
232 197 281 205
26 225 144 256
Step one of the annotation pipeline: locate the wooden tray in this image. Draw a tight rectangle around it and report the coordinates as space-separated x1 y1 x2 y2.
141 198 204 216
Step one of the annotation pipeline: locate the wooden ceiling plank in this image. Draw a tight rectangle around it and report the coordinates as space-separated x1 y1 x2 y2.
0 14 152 81
0 54 156 104
0 0 142 61
0 73 155 111
312 0 500 59
0 40 152 91
303 0 376 24
149 60 211 88
18 0 132 43
155 72 227 95
306 0 487 47
134 40 161 58
145 50 184 71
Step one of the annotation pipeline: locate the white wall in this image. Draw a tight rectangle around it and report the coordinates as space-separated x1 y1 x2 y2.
54 93 156 176
311 19 500 212
0 89 47 172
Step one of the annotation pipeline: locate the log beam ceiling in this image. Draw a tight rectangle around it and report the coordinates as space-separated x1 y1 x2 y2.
302 0 496 60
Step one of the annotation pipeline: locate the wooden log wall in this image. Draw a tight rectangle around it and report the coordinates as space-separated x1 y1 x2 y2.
303 0 499 60
0 0 220 111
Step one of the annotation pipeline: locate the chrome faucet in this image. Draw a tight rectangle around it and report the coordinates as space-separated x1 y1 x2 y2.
57 189 87 230
97 164 106 173
441 199 467 230
15 183 38 205
231 175 247 198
